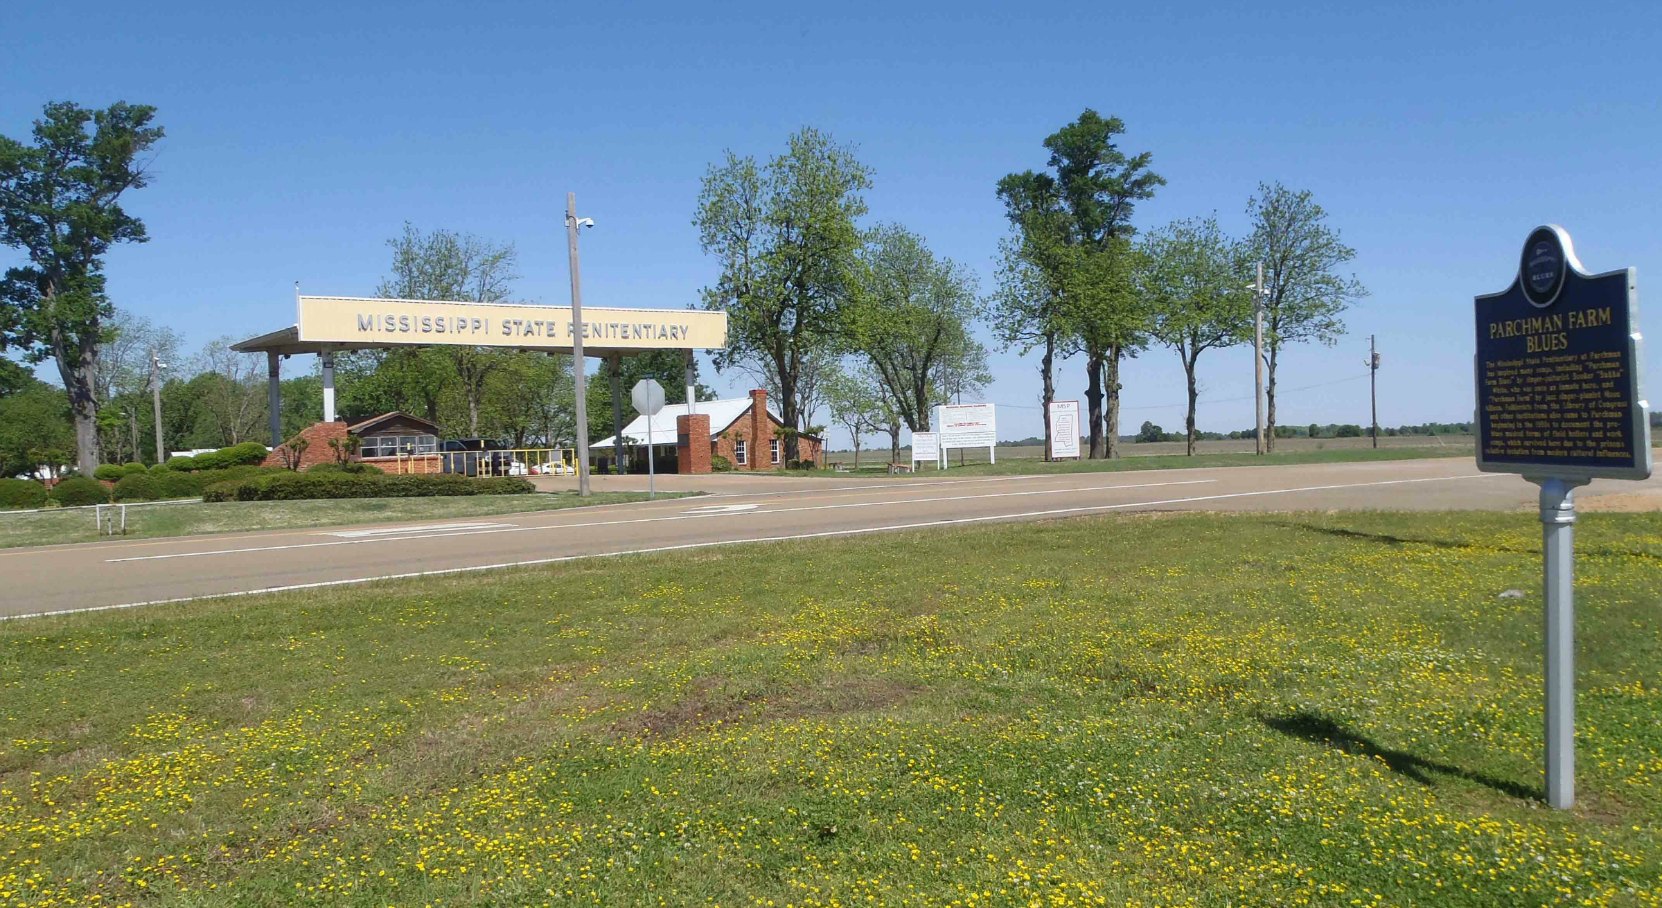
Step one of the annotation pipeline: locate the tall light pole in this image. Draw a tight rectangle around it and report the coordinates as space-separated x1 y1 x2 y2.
565 193 595 497
1253 262 1266 456
150 350 167 464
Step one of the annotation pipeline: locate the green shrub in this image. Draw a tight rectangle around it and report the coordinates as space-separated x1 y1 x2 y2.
164 455 196 471
93 464 126 482
204 472 533 502
0 478 49 509
111 473 160 502
49 476 110 507
149 463 171 475
188 442 269 471
307 462 376 474
710 454 733 473
122 462 148 476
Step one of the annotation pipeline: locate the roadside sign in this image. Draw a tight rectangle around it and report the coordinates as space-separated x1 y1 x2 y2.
1474 225 1651 481
1473 226 1650 812
631 379 666 416
630 379 666 499
934 403 997 467
1047 400 1080 459
911 432 940 468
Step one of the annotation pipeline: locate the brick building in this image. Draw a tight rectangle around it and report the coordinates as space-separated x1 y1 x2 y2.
593 389 823 474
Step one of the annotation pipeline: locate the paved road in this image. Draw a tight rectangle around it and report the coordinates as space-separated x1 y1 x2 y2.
3 458 1656 619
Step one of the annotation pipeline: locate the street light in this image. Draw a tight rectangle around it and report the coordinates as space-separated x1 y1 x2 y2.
564 193 596 497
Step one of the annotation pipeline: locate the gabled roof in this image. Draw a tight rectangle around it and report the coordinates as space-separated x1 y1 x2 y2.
348 412 440 436
592 397 756 448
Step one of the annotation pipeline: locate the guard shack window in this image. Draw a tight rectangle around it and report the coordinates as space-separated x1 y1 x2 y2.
770 439 780 464
734 439 747 465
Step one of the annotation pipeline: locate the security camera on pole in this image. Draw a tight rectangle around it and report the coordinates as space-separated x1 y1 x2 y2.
631 378 665 500
564 193 596 497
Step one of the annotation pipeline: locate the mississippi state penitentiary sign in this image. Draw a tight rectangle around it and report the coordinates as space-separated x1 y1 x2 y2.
297 295 729 352
1474 226 1652 481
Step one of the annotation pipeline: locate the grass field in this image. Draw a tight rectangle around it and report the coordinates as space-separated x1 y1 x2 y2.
2 511 1660 906
0 491 683 549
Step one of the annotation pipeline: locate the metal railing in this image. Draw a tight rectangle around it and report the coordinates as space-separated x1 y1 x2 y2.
381 447 576 477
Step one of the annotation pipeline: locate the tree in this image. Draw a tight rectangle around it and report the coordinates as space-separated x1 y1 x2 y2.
1141 216 1252 455
1246 183 1368 450
845 224 986 433
695 127 871 461
823 363 884 470
989 237 1074 459
0 376 74 479
376 223 519 435
91 309 180 463
192 337 267 446
997 110 1162 459
1136 421 1165 443
0 101 164 474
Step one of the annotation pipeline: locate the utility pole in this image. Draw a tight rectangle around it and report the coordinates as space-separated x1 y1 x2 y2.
150 350 166 464
1254 262 1266 455
565 193 594 497
1367 335 1381 449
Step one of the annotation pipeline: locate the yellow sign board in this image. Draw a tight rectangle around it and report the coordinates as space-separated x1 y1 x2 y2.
296 296 728 351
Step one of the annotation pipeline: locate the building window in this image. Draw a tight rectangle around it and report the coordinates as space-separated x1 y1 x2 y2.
734 439 747 465
361 433 438 458
770 438 780 464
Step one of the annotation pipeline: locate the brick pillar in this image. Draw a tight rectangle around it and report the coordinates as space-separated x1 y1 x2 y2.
261 421 350 471
749 389 768 470
677 413 711 474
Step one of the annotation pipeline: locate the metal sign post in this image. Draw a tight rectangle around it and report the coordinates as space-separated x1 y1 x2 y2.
1474 225 1651 809
631 379 666 500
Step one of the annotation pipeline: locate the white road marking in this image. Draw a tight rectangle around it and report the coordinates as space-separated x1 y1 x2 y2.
322 522 515 538
682 504 761 515
103 478 1217 563
0 472 1506 621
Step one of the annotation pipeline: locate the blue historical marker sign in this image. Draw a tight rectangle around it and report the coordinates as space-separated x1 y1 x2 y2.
1474 226 1652 480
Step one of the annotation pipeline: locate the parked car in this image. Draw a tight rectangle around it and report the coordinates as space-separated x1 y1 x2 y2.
438 438 516 477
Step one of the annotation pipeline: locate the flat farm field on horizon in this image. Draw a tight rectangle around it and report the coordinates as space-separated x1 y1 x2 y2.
2 510 1659 906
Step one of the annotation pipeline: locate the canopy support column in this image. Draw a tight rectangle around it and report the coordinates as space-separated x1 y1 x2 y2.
608 354 626 474
321 349 336 422
267 352 282 446
685 349 697 413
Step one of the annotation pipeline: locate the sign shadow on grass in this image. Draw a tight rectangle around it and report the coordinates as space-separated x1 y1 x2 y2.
1260 710 1539 801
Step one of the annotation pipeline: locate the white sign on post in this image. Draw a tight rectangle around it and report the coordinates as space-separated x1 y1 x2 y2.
910 432 940 469
934 403 996 467
631 379 665 499
1047 400 1080 459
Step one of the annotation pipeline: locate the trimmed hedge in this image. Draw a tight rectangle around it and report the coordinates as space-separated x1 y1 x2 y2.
115 465 274 502
93 464 126 482
0 478 50 510
187 442 268 470
204 472 534 502
164 455 197 471
122 462 148 476
49 477 110 507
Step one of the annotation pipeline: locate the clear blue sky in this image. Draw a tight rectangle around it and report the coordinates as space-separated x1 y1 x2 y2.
5 0 1660 444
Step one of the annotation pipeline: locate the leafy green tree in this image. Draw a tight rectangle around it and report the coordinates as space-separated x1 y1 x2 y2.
695 127 871 461
0 358 31 396
997 110 1162 459
374 223 519 435
823 362 884 469
845 224 986 433
1246 183 1368 450
0 101 164 474
988 237 1075 459
1141 217 1252 455
1136 420 1165 443
0 379 74 478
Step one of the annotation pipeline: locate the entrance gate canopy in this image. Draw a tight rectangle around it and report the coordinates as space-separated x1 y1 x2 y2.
231 296 727 445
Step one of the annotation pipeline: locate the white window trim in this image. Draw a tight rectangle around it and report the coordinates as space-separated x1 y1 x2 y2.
770 438 781 464
735 439 747 465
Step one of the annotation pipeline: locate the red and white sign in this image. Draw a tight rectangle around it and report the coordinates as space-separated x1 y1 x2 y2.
933 403 997 466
